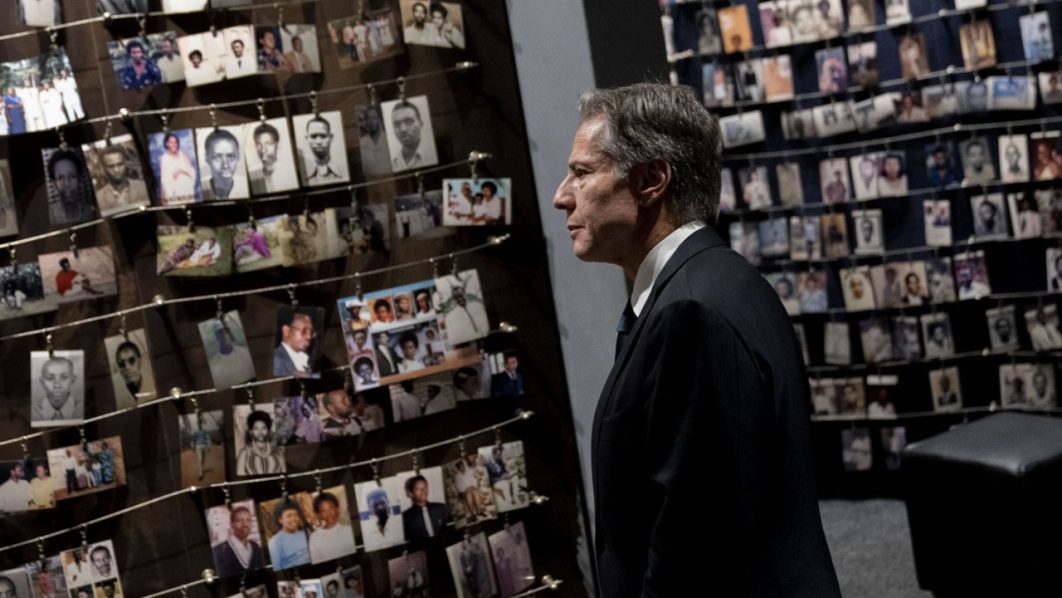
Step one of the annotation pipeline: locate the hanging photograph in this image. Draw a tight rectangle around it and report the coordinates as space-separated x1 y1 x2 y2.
233 214 286 272
281 211 341 266
841 428 872 471
734 59 763 103
758 2 792 48
107 37 165 91
970 193 1008 239
162 0 207 13
929 367 962 412
738 165 771 210
0 161 13 237
894 90 928 124
1009 192 1041 239
24 555 67 597
435 269 490 346
41 146 96 226
196 124 251 201
388 551 429 596
959 136 996 184
1038 72 1062 105
278 24 321 72
477 441 529 513
849 153 881 200
696 7 722 54
103 328 156 409
897 32 929 80
824 321 851 365
176 31 227 86
443 453 497 529
447 532 498 598
765 273 799 315
987 76 1036 111
999 134 1030 183
852 209 883 255
959 20 996 70
488 524 536 598
38 246 117 303
953 250 991 300
148 129 201 205
847 0 874 29
1024 304 1062 351
272 306 325 378
876 151 908 197
853 93 899 132
846 41 878 88
986 305 1020 351
921 312 955 359
82 135 150 217
925 257 956 304
219 25 257 80
17 0 62 26
400 0 466 48
354 476 406 552
884 0 911 25
819 158 851 204
1020 10 1054 62
0 458 55 513
811 101 856 137
0 262 58 321
232 402 286 476
178 410 225 487
785 0 820 43
329 10 402 68
1031 131 1062 181
718 4 752 52
272 395 325 445
840 266 876 311
45 436 125 500
198 310 256 389
243 117 299 195
382 95 440 172
390 372 458 421
702 63 735 108
293 111 351 186
780 108 815 139
815 47 847 94
923 200 952 247
157 225 233 277
924 142 961 189
395 466 451 541
442 178 512 226
396 189 446 239
2 50 83 134
923 83 961 118
205 500 268 577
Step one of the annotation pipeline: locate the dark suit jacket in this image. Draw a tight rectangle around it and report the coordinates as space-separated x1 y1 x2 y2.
402 502 450 541
211 539 266 578
591 226 839 597
375 345 400 377
273 344 296 377
490 371 524 396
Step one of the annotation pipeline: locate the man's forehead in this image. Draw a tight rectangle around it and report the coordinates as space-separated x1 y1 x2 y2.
569 117 609 162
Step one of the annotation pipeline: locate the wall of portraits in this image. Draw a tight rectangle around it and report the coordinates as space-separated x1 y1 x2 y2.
663 0 1062 496
0 0 589 596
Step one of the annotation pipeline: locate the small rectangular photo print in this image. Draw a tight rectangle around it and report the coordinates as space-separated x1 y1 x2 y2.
400 0 466 48
396 189 446 239
1025 304 1062 351
279 24 322 73
824 321 851 365
282 211 342 266
157 225 234 277
758 218 789 258
148 129 202 205
198 310 256 390
477 441 530 513
273 306 325 379
273 394 326 445
447 532 498 598
0 262 58 321
815 47 848 94
924 142 961 189
970 193 1008 240
852 209 883 255
176 31 226 86
820 158 851 204
775 162 803 207
987 76 1036 111
846 41 878 88
45 437 125 501
382 95 440 173
766 272 800 316
104 328 156 409
395 466 452 541
233 403 286 476
986 304 1020 351
389 550 429 596
762 55 794 102
1031 131 1062 181
24 555 67 597
718 111 766 148
841 428 872 472
876 151 907 197
0 458 55 513
244 117 300 195
718 4 752 52
866 374 898 419
1020 10 1054 62
849 152 881 200
304 486 358 563
923 200 952 247
178 409 225 487
921 312 955 359
738 165 772 210
1038 71 1062 105
18 0 62 26
82 135 151 217
1009 192 1042 239
354 476 406 552
859 317 893 364
925 257 956 304
205 499 268 578
435 269 491 346
444 453 497 529
489 521 535 597
840 266 876 311
196 125 250 201
328 9 402 68
442 178 512 226
107 36 168 91
38 246 117 304
293 111 351 186
42 146 97 226
812 100 856 137
390 371 458 422
734 59 764 103
355 103 393 178
999 134 1031 183
930 367 962 412
233 214 287 273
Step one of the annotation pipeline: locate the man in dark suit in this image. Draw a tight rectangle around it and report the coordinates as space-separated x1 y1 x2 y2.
211 505 267 577
489 353 524 396
553 84 839 596
273 309 316 378
373 331 400 377
401 474 450 541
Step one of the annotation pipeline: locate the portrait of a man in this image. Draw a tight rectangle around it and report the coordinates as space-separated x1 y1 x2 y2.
223 26 258 78
208 501 267 577
273 306 323 378
308 488 357 563
355 477 405 552
83 137 150 216
104 329 157 409
382 95 439 172
490 353 524 397
115 39 161 90
198 311 256 390
198 125 249 200
245 118 298 194
356 104 391 177
30 350 85 428
400 468 451 541
293 111 350 186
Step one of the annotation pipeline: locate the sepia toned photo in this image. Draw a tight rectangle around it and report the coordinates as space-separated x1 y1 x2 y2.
1038 71 1062 105
788 216 819 261
46 437 125 501
892 316 921 360
930 367 962 412
849 153 881 200
820 158 850 204
400 0 466 48
959 136 995 184
82 136 150 217
925 257 957 304
328 10 401 69
388 550 428 597
355 103 392 178
853 209 883 255
1025 304 1062 351
178 410 225 487
104 328 156 409
176 31 226 86
198 310 256 390
278 24 321 73
766 273 799 316
775 162 803 207
959 20 996 70
157 225 233 277
923 200 952 247
233 403 286 476
898 31 929 80
986 304 1020 351
840 266 876 311
718 4 752 52
447 532 498 598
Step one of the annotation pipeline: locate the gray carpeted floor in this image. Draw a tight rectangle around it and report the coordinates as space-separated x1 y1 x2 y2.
820 500 932 598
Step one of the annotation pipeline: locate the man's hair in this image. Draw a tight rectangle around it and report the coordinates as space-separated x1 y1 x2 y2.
47 148 85 180
391 100 421 121
312 491 340 513
253 122 279 144
205 128 239 155
353 356 373 371
578 83 722 224
115 340 140 359
188 50 203 60
126 40 145 53
231 39 244 49
404 474 427 493
279 308 313 329
399 331 419 348
101 144 126 161
429 2 448 17
306 116 331 134
230 505 252 521
90 545 110 562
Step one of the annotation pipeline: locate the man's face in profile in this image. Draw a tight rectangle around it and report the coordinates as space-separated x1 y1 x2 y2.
41 358 75 409
392 106 422 151
102 151 127 186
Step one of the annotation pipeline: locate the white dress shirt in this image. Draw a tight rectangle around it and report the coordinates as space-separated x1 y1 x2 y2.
630 220 706 317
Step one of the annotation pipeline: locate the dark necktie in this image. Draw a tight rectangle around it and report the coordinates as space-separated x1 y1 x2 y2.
615 303 637 360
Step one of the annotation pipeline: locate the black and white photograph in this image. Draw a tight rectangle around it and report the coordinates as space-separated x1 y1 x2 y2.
1037 189 1062 233
0 262 57 321
176 31 226 87
866 375 898 419
696 7 722 54
488 522 534 598
957 79 990 113
841 428 872 472
396 466 451 541
148 129 201 205
434 270 490 346
859 317 894 364
103 329 155 409
959 137 996 184
718 110 766 148
45 437 125 501
758 218 789 258
0 567 32 598
0 458 54 513
1024 304 1062 351
38 246 117 304
821 213 848 259
178 410 225 487
775 162 803 207
30 350 84 428
738 165 771 210
781 108 816 140
999 134 1030 183
849 153 880 200
1020 10 1054 62
846 41 877 88
293 111 351 186
278 24 321 73
1028 365 1056 408
382 95 439 173
355 104 392 178
328 10 401 69
999 363 1036 407
921 312 955 359
400 0 466 48
929 367 962 412
925 142 961 189
923 200 952 247
820 158 851 204
869 263 905 309
443 178 512 226
233 403 286 476
812 100 856 137
853 93 899 132
970 193 1008 239
824 321 851 365
0 161 14 237
198 310 255 390
986 305 1020 351
1031 131 1062 181
840 266 876 311
810 379 838 417
853 209 883 255
734 59 764 103
196 124 250 201
892 316 922 360
953 251 992 300
205 500 268 577
447 532 498 598
354 476 406 552
902 261 930 306
876 151 908 197
42 146 96 226
243 117 299 194
390 372 458 421
82 136 150 217
766 273 799 316
388 550 429 597
396 189 445 239
1009 192 1042 239
17 0 62 26
1038 72 1062 105
926 257 957 304
788 216 820 261
273 306 325 379
839 379 866 417
988 76 1036 111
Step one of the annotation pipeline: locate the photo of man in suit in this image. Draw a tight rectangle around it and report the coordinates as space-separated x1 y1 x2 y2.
273 307 321 378
401 473 450 541
210 505 267 577
373 331 400 377
552 84 839 596
490 354 523 396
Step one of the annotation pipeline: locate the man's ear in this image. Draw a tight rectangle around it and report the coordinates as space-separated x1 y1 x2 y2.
630 159 671 207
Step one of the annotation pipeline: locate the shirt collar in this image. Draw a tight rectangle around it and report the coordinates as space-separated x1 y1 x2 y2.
281 342 310 372
630 220 706 317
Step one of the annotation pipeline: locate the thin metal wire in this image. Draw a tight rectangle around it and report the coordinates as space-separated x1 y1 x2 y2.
807 347 1062 373
787 287 1062 318
811 404 1060 423
0 410 535 555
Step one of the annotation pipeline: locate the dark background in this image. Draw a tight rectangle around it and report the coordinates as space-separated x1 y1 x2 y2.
0 0 591 596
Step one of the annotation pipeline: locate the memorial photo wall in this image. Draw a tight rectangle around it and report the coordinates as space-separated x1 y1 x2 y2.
663 0 1062 495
